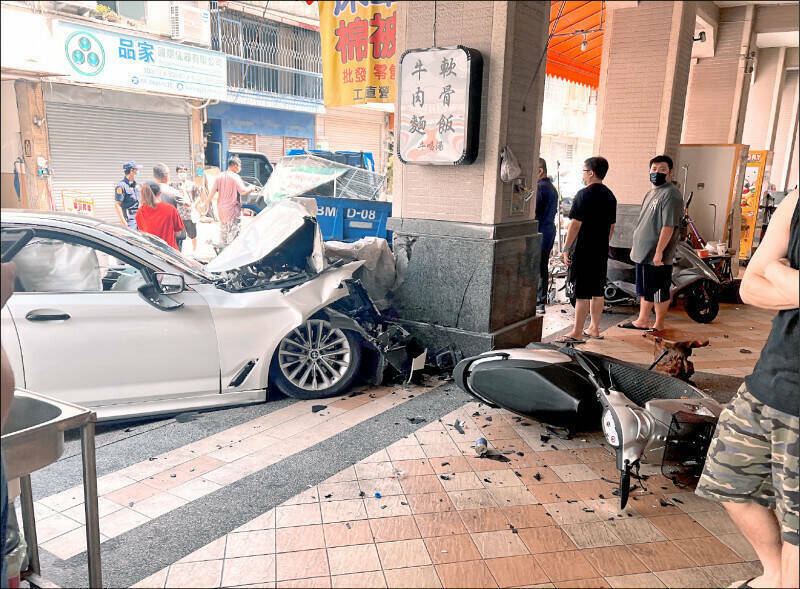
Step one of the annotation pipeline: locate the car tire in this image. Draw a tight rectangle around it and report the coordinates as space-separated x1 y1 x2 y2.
270 318 362 400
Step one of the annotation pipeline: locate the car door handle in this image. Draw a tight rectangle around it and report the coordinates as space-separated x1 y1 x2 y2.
25 309 71 322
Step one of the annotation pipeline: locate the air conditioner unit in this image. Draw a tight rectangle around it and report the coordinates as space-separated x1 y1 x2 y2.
52 1 96 15
170 3 212 47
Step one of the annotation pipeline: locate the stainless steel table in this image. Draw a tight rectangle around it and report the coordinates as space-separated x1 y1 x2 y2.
2 390 102 588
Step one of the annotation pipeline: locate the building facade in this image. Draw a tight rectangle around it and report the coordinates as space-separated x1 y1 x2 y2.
1 0 217 223
0 0 392 224
204 1 390 177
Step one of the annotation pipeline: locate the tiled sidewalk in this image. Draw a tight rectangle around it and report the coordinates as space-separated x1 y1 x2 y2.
133 401 761 589
25 382 434 561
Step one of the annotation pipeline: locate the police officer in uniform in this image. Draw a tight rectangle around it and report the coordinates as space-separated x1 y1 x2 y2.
115 161 141 229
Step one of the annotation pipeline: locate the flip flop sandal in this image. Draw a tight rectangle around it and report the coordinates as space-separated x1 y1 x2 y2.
728 578 755 589
556 336 586 344
583 331 605 340
618 320 653 331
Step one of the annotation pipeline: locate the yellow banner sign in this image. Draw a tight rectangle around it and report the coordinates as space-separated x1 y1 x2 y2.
319 0 396 107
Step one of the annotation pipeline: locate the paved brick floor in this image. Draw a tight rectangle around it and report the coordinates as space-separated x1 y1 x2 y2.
133 402 762 588
20 302 770 587
127 303 772 589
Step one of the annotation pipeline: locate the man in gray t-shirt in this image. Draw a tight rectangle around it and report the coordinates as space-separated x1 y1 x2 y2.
621 155 684 332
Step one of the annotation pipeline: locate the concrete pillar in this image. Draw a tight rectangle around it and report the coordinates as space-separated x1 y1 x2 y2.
770 70 799 192
683 5 755 144
741 47 788 151
787 126 799 191
387 1 549 356
593 1 696 246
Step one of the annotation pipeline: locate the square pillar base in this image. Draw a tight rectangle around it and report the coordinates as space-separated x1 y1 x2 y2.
387 217 543 356
398 315 543 359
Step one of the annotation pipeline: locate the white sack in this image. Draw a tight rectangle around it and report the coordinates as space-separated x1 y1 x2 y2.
15 239 102 292
325 236 396 307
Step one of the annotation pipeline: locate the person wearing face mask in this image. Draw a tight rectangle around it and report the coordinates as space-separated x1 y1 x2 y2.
115 161 141 229
172 165 201 254
621 155 684 332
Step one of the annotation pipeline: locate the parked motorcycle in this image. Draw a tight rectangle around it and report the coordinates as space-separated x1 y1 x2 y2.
604 240 721 323
454 344 722 507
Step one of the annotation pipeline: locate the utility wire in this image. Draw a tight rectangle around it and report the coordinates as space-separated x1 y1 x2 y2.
522 0 566 112
433 0 437 47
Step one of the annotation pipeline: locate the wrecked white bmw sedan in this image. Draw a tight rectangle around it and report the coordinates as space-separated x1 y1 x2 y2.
1 199 411 420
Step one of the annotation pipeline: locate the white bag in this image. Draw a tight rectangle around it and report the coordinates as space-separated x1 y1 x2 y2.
15 239 102 292
500 146 522 183
324 236 397 307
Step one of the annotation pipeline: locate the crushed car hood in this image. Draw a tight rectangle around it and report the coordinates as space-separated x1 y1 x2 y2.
206 198 325 273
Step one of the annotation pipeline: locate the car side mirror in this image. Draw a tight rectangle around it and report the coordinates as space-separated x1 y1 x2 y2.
155 272 185 295
138 283 184 311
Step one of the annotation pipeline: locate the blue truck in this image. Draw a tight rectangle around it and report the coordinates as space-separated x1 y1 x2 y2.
228 149 392 244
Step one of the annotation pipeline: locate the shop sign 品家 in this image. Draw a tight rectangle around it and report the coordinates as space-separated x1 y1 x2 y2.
319 0 397 107
54 20 226 99
397 46 482 165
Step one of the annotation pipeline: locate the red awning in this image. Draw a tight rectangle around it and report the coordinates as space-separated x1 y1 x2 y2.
546 1 604 88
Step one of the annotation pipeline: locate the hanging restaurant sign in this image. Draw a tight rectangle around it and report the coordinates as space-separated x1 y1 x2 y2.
318 0 397 107
397 46 483 165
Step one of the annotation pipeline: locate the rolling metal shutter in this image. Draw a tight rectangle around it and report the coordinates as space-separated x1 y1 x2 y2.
45 102 192 225
229 133 309 165
255 135 286 164
317 108 384 172
320 118 381 160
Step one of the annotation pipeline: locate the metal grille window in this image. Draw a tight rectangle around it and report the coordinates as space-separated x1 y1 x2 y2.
211 7 323 102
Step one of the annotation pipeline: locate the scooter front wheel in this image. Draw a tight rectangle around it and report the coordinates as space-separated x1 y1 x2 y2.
685 280 719 323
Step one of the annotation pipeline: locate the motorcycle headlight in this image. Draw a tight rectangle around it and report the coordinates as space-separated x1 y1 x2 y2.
602 409 620 447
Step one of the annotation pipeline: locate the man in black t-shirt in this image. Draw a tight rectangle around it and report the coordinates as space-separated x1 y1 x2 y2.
558 156 617 343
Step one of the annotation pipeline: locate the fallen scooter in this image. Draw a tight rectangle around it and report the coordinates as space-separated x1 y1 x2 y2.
605 241 721 323
453 344 722 507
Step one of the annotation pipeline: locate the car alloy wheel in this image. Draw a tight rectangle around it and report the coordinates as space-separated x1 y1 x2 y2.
277 319 352 392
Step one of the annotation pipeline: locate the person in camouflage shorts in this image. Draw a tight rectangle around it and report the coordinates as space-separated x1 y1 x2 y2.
697 190 799 589
219 218 241 247
697 384 799 542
